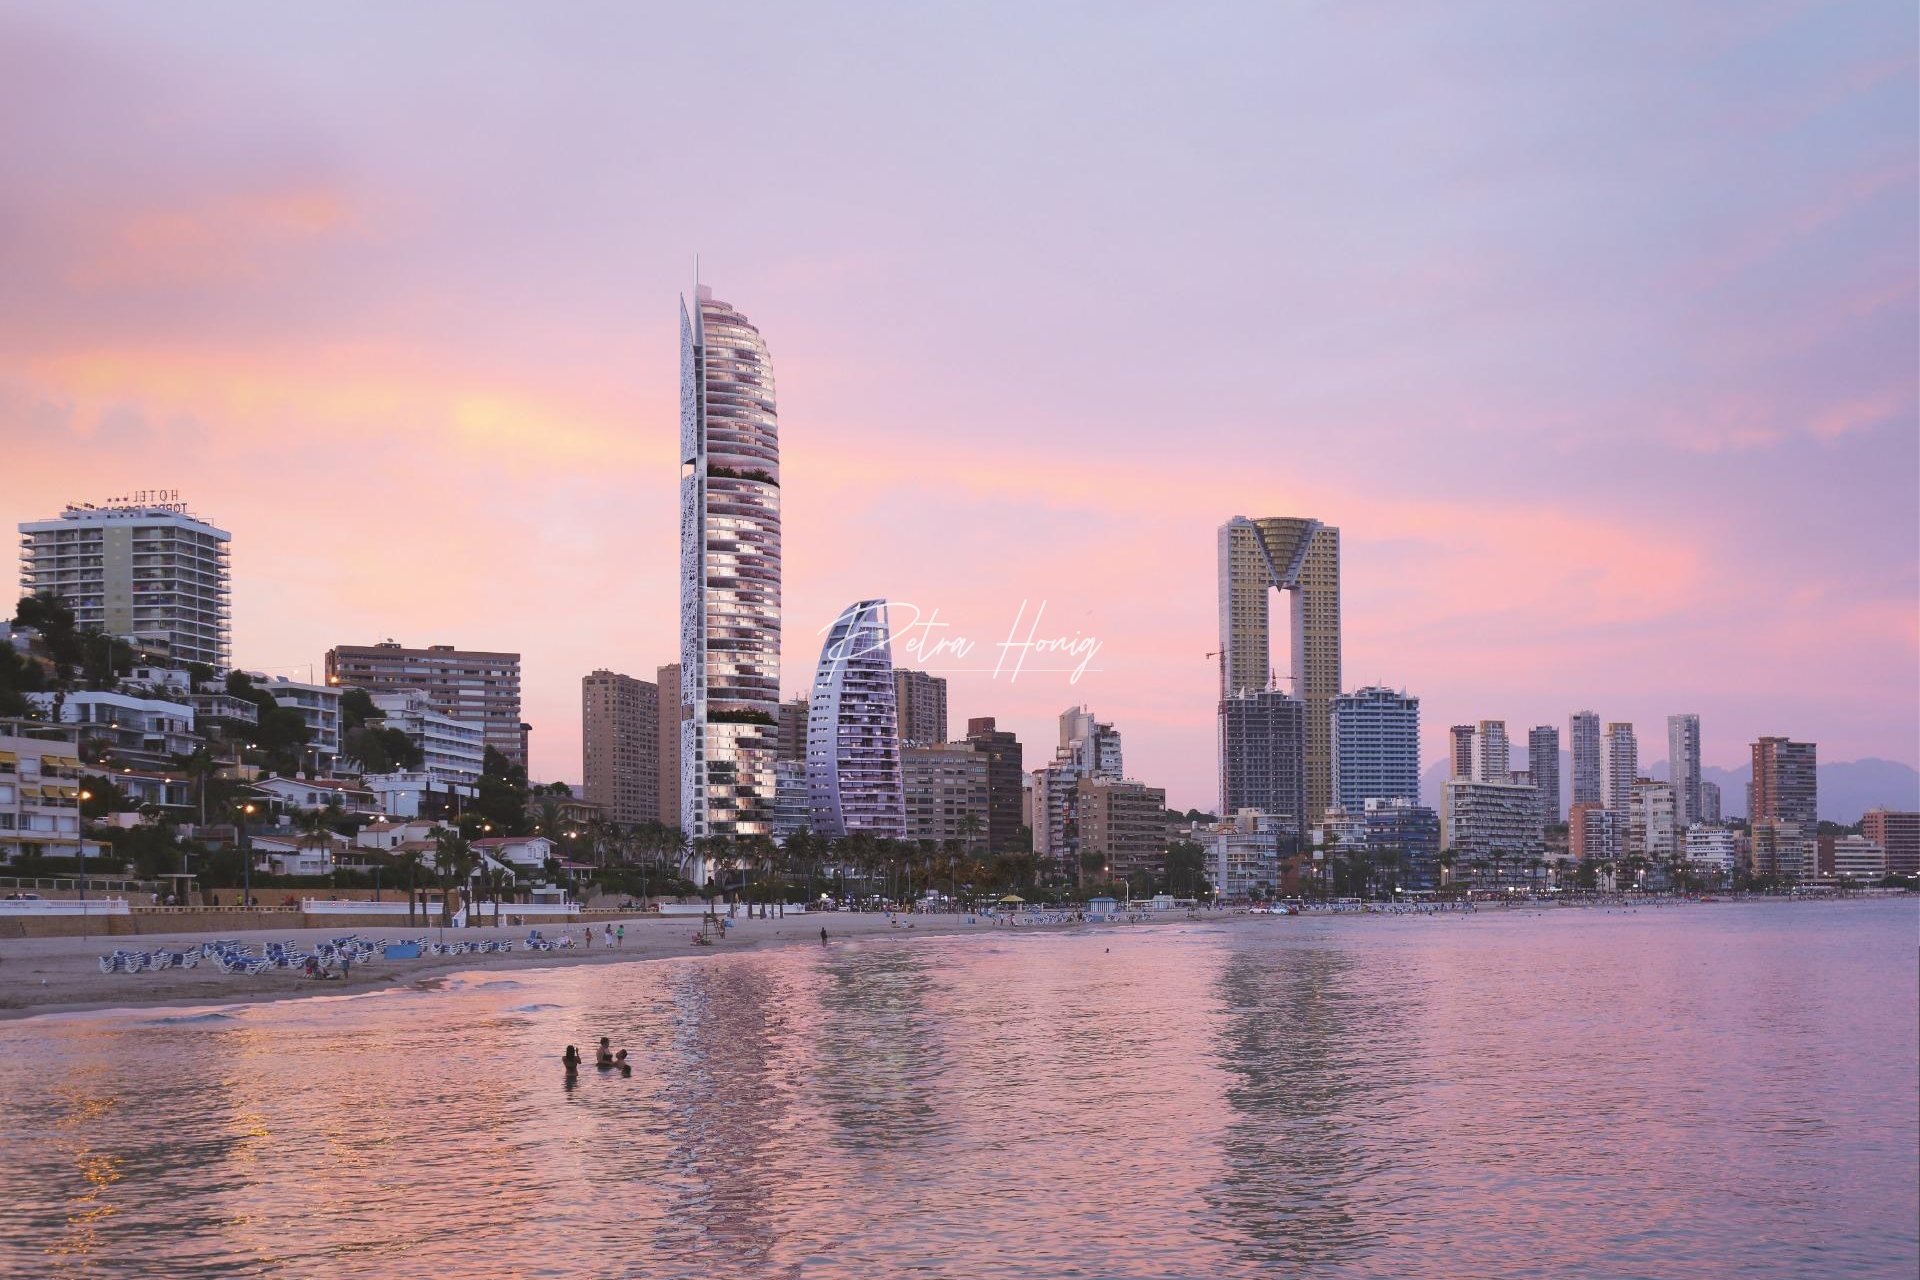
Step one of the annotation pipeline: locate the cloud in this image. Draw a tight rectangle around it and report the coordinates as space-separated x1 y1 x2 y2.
65 188 357 291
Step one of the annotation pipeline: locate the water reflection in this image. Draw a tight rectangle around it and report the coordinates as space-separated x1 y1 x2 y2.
649 956 810 1269
1206 941 1414 1268
812 945 945 1152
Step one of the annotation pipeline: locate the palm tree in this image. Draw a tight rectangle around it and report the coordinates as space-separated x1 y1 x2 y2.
392 848 426 925
434 830 477 926
533 797 567 843
958 813 983 862
184 746 221 828
476 861 515 921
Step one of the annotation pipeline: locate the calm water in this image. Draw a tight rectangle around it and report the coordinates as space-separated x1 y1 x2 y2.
3 901 1915 1278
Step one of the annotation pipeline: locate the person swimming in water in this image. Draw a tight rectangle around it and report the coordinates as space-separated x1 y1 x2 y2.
595 1037 613 1067
613 1049 632 1076
562 1045 581 1076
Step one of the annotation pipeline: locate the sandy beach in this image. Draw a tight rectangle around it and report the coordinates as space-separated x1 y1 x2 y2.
0 909 1008 1022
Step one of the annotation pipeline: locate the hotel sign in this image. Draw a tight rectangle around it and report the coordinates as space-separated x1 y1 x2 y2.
99 488 188 512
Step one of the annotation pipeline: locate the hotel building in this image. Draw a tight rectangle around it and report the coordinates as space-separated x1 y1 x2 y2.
18 499 231 669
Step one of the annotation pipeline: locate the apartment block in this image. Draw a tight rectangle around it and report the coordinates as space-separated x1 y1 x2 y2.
893 670 948 747
1860 809 1918 876
902 742 989 848
327 642 527 767
581 669 659 826
963 718 1025 855
1075 776 1167 883
1440 778 1545 859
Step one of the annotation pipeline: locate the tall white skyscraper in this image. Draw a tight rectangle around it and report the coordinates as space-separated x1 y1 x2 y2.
19 498 232 670
1570 711 1602 807
1667 713 1702 831
1605 722 1638 815
679 285 781 858
1472 720 1510 782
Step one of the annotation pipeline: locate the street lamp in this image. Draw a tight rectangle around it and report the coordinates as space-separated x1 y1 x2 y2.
239 802 257 909
76 788 92 937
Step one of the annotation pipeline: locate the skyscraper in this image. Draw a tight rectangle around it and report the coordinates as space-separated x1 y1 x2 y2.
679 285 781 851
20 499 232 670
655 662 682 829
1449 725 1475 778
1218 689 1307 834
893 670 948 746
1570 711 1602 807
964 717 1024 855
1472 720 1509 782
580 670 658 825
806 599 905 839
1330 686 1420 811
1528 725 1561 825
327 642 527 766
1750 737 1817 832
1604 722 1638 815
1218 516 1340 821
1667 713 1702 830
1035 705 1127 866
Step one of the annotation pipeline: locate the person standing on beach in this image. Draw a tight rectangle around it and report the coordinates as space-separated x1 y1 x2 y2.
603 923 614 947
616 924 624 948
820 927 828 945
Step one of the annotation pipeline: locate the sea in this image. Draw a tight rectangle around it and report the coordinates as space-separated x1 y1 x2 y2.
3 899 1915 1278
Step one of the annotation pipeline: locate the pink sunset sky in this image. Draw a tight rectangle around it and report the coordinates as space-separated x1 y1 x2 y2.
2 2 1915 809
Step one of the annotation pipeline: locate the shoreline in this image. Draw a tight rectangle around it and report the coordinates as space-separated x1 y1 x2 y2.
0 910 1064 1024
4 895 1901 1025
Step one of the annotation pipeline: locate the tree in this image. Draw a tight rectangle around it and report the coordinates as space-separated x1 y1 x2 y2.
1164 841 1210 898
0 636 47 715
182 745 227 827
434 830 477 925
391 848 427 924
958 813 983 861
343 724 423 775
474 748 532 835
223 672 312 773
340 687 379 732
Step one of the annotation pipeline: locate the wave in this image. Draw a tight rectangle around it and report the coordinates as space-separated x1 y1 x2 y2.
143 1011 236 1025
